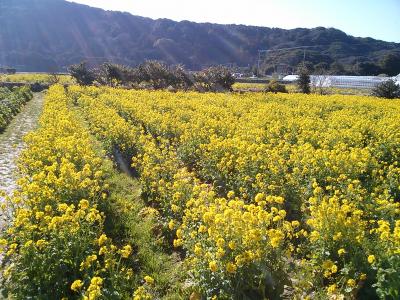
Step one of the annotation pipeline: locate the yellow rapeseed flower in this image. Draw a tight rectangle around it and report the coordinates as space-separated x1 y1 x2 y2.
144 275 154 285
209 261 218 272
97 234 107 246
36 239 47 250
226 262 237 274
121 245 132 258
71 279 83 292
368 254 375 264
168 219 176 230
327 284 337 294
347 279 356 288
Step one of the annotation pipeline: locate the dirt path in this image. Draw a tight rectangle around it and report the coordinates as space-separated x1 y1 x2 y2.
0 92 44 209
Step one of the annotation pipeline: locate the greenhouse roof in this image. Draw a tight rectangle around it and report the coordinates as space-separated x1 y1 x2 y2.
282 74 400 89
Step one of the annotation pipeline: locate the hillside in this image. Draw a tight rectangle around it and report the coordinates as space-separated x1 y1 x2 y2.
0 0 399 74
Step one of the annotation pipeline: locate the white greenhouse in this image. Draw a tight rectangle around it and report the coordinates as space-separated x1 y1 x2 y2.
394 74 400 86
282 74 400 89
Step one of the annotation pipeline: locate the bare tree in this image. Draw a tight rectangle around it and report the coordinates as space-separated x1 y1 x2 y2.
312 64 331 95
68 62 95 86
48 66 61 85
312 73 330 95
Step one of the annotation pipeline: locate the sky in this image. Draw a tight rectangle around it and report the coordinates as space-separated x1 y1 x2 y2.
67 0 400 43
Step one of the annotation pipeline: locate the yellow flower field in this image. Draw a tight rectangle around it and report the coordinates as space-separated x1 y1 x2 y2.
0 73 75 85
1 85 399 299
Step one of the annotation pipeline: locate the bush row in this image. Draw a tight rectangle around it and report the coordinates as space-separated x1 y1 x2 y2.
0 86 32 132
69 61 235 92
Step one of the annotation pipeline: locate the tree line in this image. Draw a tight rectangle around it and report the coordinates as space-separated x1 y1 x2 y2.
259 52 400 77
69 61 235 92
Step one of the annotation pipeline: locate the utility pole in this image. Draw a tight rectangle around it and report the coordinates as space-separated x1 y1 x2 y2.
257 50 268 77
256 45 321 77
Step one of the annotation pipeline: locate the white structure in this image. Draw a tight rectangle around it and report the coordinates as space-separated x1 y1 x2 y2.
282 75 299 82
394 74 400 86
282 74 400 89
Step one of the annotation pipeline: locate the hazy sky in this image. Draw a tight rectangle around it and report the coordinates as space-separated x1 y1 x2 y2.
68 0 400 42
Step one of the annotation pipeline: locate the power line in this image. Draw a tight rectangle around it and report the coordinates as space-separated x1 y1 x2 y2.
257 45 324 76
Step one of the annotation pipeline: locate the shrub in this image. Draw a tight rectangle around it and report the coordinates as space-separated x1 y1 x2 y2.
194 66 235 92
95 62 132 87
372 79 400 99
264 80 288 93
128 61 193 90
0 86 33 131
136 61 176 89
169 65 194 90
68 62 96 86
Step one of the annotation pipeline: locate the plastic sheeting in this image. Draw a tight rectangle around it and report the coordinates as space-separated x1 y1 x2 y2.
282 74 400 89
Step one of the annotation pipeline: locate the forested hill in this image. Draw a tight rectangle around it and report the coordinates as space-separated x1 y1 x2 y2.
0 0 399 74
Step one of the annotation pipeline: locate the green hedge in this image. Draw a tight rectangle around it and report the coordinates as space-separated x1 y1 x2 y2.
0 86 33 132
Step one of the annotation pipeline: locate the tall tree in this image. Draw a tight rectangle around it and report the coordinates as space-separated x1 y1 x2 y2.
354 61 382 76
297 67 311 94
380 53 400 76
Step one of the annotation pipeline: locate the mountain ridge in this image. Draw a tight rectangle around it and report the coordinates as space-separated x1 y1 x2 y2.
0 0 399 74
